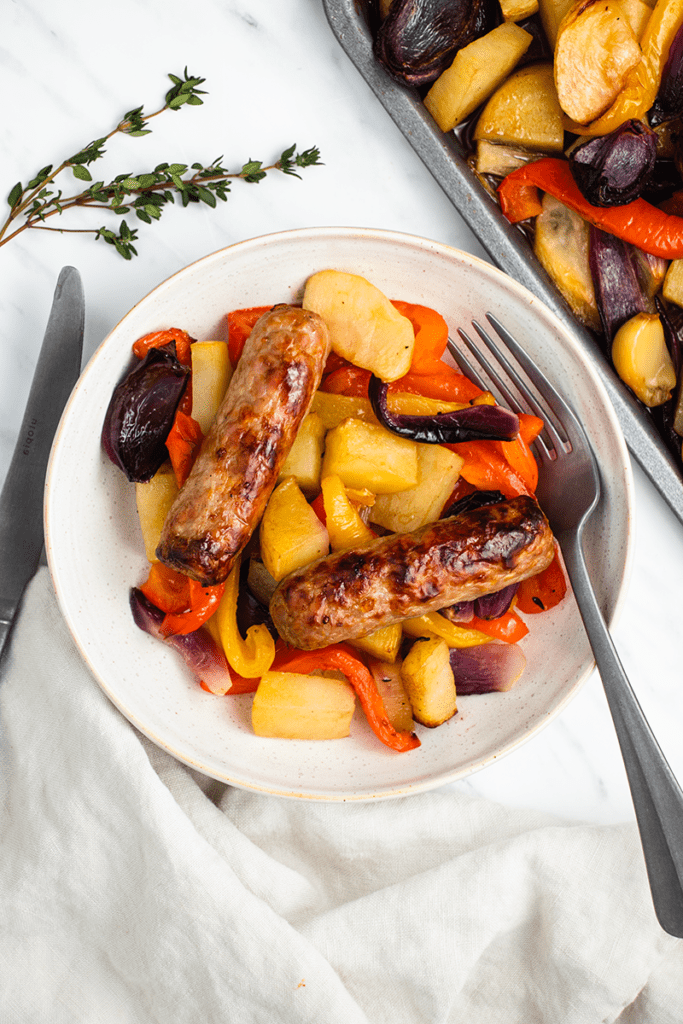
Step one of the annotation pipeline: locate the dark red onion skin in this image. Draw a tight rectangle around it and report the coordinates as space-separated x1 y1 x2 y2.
589 226 647 345
441 489 506 519
449 642 526 694
130 588 233 693
473 583 519 620
373 0 497 86
102 346 189 483
369 377 519 443
569 120 657 207
439 601 475 624
649 23 683 127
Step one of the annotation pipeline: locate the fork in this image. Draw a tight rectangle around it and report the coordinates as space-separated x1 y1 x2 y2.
450 314 683 938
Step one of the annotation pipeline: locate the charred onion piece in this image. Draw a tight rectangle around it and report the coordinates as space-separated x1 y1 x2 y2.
473 583 519 620
441 489 506 519
373 0 495 86
568 120 657 208
102 346 189 482
449 642 526 694
130 588 233 695
368 376 519 443
649 23 683 128
589 226 647 344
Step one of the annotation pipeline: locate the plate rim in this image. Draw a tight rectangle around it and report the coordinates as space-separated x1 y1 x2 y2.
44 225 635 801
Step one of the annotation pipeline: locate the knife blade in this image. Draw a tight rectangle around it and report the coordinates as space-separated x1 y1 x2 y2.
0 266 84 659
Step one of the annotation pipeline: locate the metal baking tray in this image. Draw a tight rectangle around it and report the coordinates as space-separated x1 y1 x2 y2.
322 0 683 527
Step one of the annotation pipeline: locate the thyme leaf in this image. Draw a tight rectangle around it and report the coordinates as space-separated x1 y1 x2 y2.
0 69 322 259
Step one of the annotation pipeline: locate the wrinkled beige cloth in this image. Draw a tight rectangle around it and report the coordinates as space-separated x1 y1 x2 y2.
1 568 681 1024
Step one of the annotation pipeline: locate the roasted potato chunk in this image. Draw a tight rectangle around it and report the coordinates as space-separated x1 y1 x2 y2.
400 637 457 728
554 0 643 125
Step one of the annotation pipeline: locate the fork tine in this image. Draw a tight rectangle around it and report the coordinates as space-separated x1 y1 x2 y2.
471 320 569 456
448 340 489 393
456 327 523 417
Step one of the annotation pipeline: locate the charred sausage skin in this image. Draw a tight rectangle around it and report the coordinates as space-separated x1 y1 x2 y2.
157 305 330 586
269 495 554 649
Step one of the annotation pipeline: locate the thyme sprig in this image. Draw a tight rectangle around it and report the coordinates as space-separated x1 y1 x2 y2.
0 70 322 260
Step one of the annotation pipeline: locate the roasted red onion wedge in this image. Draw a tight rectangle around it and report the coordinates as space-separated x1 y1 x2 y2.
369 376 519 443
569 120 657 207
373 0 496 86
130 588 232 695
449 642 526 695
589 227 647 344
102 346 189 482
473 583 519 620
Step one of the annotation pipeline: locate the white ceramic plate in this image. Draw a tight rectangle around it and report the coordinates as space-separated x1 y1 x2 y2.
45 227 634 800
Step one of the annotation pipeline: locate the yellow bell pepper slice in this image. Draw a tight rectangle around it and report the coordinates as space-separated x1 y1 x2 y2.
402 612 492 648
216 554 275 678
563 0 683 136
321 474 377 551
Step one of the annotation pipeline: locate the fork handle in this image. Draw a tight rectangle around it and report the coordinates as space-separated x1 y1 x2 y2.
562 534 683 937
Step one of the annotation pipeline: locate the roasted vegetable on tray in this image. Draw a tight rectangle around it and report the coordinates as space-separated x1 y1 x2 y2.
367 0 683 471
103 270 567 753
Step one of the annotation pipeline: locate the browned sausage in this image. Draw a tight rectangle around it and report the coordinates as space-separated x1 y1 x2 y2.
269 495 555 649
157 305 330 586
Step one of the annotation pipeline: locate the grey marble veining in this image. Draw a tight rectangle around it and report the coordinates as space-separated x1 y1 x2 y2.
2 0 682 825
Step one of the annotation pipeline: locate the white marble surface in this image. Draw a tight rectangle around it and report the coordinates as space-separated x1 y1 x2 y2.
1 0 682 826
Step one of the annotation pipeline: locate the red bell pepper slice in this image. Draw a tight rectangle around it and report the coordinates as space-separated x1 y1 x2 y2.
445 440 532 498
139 563 225 638
226 306 272 366
469 609 529 644
516 545 568 614
132 328 193 366
165 410 204 488
321 365 372 398
391 299 450 372
271 643 420 753
499 158 683 259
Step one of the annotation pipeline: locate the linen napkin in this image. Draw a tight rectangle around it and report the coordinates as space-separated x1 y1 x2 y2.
1 568 681 1024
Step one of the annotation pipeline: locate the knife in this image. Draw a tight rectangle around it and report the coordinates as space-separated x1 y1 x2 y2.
0 266 84 660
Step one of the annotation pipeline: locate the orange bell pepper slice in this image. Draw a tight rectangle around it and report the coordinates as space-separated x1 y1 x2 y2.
139 562 225 638
271 643 420 753
321 365 372 398
445 440 532 498
499 158 683 259
226 306 272 366
391 299 449 372
516 546 568 614
132 328 193 367
468 609 529 644
165 410 204 488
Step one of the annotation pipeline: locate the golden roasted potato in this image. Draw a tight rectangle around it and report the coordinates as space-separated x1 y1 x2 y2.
302 270 414 381
611 313 677 408
259 476 329 582
190 341 232 435
252 671 356 740
135 463 179 563
322 418 419 493
500 0 539 20
400 637 457 728
554 0 643 125
424 22 533 132
350 624 403 663
474 63 565 153
277 411 325 495
663 260 683 308
533 194 601 333
369 443 464 534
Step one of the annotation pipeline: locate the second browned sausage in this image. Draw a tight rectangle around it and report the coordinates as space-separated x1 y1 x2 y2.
269 495 555 649
157 304 330 586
